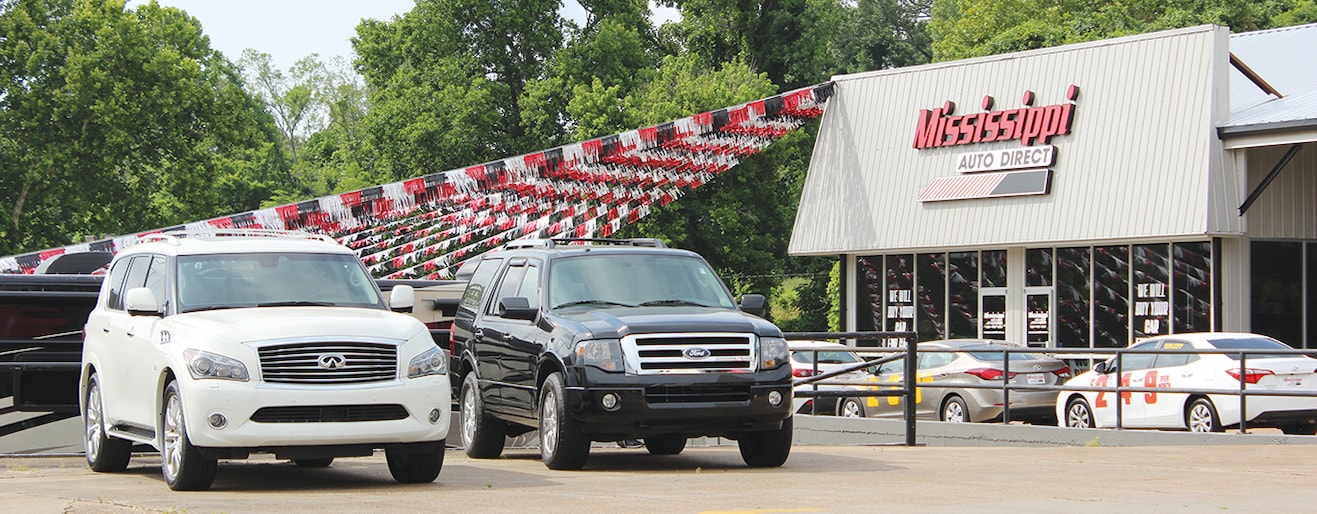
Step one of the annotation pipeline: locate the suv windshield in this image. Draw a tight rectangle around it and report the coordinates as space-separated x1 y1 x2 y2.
548 253 735 310
177 253 385 313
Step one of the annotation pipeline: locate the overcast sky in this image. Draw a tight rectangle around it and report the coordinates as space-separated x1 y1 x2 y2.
127 1 679 71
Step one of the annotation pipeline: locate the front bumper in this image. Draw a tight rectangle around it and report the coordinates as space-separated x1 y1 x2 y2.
564 365 793 439
179 374 451 449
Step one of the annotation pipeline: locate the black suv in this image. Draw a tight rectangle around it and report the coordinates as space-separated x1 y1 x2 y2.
450 238 794 469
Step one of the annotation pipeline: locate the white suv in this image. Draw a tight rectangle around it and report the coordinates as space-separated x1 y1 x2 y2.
80 230 450 490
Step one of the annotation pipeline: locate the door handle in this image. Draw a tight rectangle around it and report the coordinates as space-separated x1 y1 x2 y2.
102 327 110 334
473 329 484 339
126 329 136 338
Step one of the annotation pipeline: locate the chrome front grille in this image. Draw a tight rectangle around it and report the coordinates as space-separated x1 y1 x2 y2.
258 341 398 384
623 333 755 374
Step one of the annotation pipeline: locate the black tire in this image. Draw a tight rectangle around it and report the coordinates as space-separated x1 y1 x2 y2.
1064 397 1094 429
84 372 132 472
837 398 866 418
940 396 969 423
1186 398 1223 433
539 373 591 470
1280 423 1317 436
386 442 445 484
460 372 507 459
293 458 334 468
644 435 687 455
737 416 793 468
161 380 217 491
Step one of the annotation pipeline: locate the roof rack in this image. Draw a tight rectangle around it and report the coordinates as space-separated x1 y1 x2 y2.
139 229 335 245
502 237 668 250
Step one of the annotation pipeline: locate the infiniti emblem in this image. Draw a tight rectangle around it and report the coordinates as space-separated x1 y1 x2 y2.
683 347 711 359
318 353 347 369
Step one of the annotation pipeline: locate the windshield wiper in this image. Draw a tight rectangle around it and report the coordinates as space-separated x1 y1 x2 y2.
184 305 241 313
552 299 635 309
256 301 336 307
639 299 710 307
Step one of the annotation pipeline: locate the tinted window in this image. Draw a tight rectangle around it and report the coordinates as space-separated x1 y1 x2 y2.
920 352 955 369
519 264 541 310
121 255 151 304
103 258 132 311
1205 336 1293 360
488 265 528 316
1114 342 1157 371
459 257 504 313
793 349 861 364
1153 341 1195 368
965 345 1048 361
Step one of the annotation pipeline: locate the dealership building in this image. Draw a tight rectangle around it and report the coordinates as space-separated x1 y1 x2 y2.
790 23 1317 350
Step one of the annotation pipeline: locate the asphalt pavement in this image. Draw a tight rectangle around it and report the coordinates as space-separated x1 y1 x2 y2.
2 441 1315 513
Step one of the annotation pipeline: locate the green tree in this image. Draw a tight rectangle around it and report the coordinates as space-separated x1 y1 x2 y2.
353 0 565 179
239 50 322 166
931 0 1317 61
0 0 279 255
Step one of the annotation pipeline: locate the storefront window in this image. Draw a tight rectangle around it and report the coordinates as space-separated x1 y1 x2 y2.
1026 248 1053 287
917 253 946 341
885 254 915 336
1252 241 1302 346
1056 247 1091 348
1092 246 1130 348
982 250 1007 287
1308 243 1317 349
948 252 979 338
1133 244 1171 340
854 257 884 332
1172 242 1212 333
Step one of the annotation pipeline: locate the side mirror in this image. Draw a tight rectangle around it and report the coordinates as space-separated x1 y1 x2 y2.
1093 361 1111 374
498 297 538 321
739 293 766 317
125 287 161 317
390 284 415 313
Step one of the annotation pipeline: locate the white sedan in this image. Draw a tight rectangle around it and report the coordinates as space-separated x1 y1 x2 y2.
1058 333 1317 434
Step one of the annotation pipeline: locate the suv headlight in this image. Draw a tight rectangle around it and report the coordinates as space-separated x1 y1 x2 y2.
408 346 448 378
183 349 250 381
759 336 789 371
575 339 623 372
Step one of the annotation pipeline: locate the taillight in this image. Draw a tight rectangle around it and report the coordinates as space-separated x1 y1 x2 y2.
1225 368 1275 384
449 329 456 356
793 368 817 378
965 368 1015 381
1053 365 1072 378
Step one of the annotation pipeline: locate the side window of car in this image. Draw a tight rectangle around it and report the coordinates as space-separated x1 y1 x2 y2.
919 352 955 370
103 258 133 311
1117 342 1158 371
1153 340 1195 368
120 256 151 306
458 257 504 315
144 255 169 310
518 263 542 310
487 264 528 316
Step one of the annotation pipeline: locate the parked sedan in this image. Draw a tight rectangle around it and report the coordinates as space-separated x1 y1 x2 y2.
1057 332 1317 434
836 339 1071 424
790 340 875 415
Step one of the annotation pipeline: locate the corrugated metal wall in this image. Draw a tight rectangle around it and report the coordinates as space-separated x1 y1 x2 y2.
791 25 1236 256
1244 143 1317 239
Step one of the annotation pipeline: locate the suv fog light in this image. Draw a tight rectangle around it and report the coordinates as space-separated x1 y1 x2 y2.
208 413 228 429
768 390 783 407
601 393 620 411
429 408 442 424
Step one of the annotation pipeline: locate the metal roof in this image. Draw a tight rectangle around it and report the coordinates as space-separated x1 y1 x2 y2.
1222 23 1317 135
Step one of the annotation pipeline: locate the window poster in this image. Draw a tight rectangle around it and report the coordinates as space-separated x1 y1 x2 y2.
885 254 915 347
1133 244 1171 340
982 295 1006 340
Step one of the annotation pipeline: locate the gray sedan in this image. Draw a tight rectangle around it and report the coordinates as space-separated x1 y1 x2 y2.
836 339 1072 423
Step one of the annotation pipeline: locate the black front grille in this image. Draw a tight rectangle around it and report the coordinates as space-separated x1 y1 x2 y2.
645 385 752 404
249 404 409 423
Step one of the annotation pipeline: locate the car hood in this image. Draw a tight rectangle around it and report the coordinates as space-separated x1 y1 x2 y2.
171 306 426 343
550 306 781 340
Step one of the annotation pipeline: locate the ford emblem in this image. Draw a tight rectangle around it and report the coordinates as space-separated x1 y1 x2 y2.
683 347 711 359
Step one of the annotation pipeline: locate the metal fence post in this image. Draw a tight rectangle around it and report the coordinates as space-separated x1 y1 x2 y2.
904 333 917 446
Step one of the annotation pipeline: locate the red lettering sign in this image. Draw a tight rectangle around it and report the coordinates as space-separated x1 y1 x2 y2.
913 86 1079 149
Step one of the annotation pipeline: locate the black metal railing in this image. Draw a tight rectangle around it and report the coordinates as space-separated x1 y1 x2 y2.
786 337 1317 436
